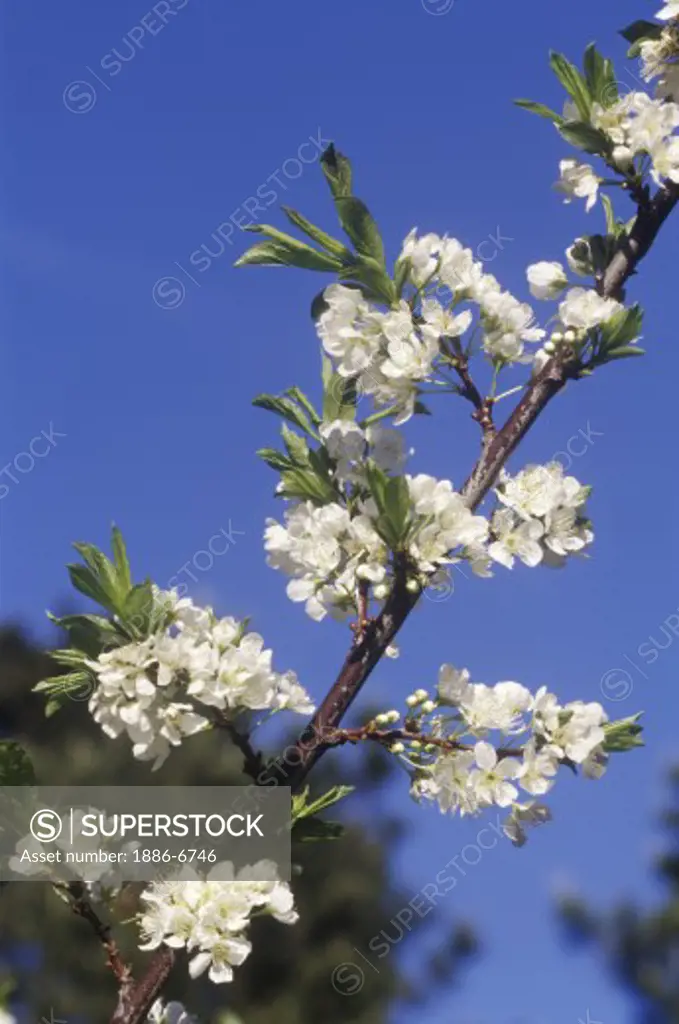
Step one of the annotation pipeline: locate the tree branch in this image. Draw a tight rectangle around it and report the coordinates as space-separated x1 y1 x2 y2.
283 179 678 790
116 178 679 1024
63 882 132 988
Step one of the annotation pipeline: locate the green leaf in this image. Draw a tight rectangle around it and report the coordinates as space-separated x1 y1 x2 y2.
603 713 644 752
393 257 411 298
111 525 132 594
294 818 345 842
256 447 297 472
320 144 352 199
235 236 342 272
383 476 412 543
600 304 644 351
601 194 617 235
278 467 336 504
280 207 352 261
67 564 116 610
48 611 121 656
365 466 411 549
0 742 35 786
281 424 311 467
122 582 156 635
558 120 610 156
50 648 90 668
605 345 645 360
285 387 322 426
549 51 592 121
583 44 617 107
322 371 359 423
335 197 385 267
514 99 565 126
252 395 318 437
339 257 396 306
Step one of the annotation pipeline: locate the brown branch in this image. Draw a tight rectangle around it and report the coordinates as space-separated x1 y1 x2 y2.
62 882 132 988
452 356 496 441
323 724 522 761
117 177 679 1024
110 948 175 1024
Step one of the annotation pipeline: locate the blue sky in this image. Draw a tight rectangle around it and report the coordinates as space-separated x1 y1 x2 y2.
3 0 679 1021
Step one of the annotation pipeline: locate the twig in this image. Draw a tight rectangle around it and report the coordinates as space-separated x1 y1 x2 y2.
452 356 496 441
323 724 521 761
62 882 132 988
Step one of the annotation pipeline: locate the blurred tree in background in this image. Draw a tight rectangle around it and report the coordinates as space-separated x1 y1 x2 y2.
0 623 476 1023
559 767 679 1024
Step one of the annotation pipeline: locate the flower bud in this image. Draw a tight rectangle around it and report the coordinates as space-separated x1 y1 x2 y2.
564 329 577 344
414 688 429 701
406 578 420 593
421 700 436 714
390 742 405 754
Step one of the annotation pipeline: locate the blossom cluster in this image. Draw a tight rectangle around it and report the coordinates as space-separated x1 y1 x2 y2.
526 259 630 372
138 861 297 984
489 462 593 569
87 590 313 769
405 665 609 845
556 92 679 208
265 463 488 622
316 234 545 423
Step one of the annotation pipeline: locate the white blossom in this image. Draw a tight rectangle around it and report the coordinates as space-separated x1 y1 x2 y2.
469 741 522 807
266 470 489 621
87 591 313 769
139 862 297 985
526 261 568 300
409 665 610 841
558 287 623 332
490 462 593 569
556 160 600 211
488 508 544 569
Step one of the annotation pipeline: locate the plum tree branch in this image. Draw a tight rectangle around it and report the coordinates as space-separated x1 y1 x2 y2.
283 179 678 790
112 178 678 1024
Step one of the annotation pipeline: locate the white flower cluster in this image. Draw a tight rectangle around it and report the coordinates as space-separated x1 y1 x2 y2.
489 462 593 569
527 256 628 373
557 91 679 199
400 232 545 364
265 470 488 621
148 1000 196 1024
88 590 313 769
409 665 609 845
316 237 544 421
139 861 297 984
